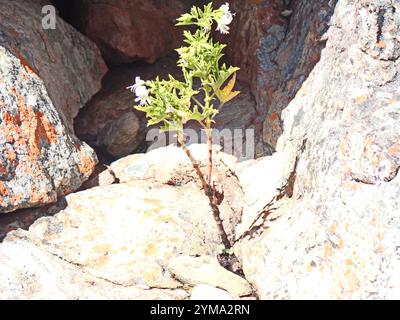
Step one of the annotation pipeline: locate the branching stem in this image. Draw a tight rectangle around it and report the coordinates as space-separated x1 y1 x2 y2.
177 130 231 249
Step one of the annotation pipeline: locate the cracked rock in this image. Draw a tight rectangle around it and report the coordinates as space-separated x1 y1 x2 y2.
168 255 252 297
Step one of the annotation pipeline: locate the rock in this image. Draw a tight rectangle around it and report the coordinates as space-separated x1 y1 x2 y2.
110 144 244 240
235 0 400 299
168 255 252 297
227 0 336 148
79 167 116 190
0 236 187 299
0 47 97 213
0 145 244 298
0 0 107 213
0 199 67 242
234 148 295 238
69 0 204 65
0 0 107 126
191 284 237 300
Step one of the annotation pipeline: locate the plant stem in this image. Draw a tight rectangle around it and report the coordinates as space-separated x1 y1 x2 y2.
204 89 213 187
192 96 204 110
206 126 213 186
177 130 231 249
178 131 208 192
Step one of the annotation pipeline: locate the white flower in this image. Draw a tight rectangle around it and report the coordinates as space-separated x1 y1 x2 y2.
217 3 234 34
135 86 150 105
165 105 175 113
127 76 149 105
182 59 188 67
127 76 144 93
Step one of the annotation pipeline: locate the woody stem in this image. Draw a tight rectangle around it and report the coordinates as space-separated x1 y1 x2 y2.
178 130 231 249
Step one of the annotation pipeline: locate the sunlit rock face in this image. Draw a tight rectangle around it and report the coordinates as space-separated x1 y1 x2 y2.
235 0 400 299
0 0 107 213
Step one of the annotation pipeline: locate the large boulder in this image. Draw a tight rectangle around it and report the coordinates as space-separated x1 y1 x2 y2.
227 0 336 148
235 0 400 299
0 145 246 299
69 0 204 65
0 0 107 213
0 0 108 126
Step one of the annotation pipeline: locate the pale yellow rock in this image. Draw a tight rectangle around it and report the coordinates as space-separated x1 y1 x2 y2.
0 237 188 300
191 284 237 300
110 144 238 184
22 182 221 289
168 255 252 297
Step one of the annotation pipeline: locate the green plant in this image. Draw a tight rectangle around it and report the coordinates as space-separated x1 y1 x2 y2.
128 2 240 250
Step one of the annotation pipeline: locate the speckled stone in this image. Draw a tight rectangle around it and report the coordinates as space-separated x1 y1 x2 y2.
0 0 107 213
236 0 400 299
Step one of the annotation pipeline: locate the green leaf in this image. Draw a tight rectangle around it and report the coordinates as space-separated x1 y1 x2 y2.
131 2 240 133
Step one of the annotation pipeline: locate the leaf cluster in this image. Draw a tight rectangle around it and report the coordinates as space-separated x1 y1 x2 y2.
135 2 240 132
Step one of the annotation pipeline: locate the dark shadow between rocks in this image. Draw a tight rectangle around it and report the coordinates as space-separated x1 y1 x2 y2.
0 198 68 242
226 0 338 151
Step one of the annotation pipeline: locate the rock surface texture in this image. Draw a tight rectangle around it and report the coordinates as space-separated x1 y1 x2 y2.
0 0 107 126
168 255 252 297
228 0 337 148
1 0 399 301
69 0 204 65
0 0 106 213
0 145 248 299
235 0 400 299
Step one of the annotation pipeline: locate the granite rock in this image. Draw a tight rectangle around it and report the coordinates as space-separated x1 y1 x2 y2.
0 145 244 298
0 0 107 213
168 255 252 297
235 0 400 299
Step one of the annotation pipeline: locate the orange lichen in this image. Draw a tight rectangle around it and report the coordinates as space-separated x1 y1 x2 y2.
324 244 333 260
0 166 7 178
12 48 38 74
269 112 278 121
377 40 385 48
91 255 110 268
388 144 400 157
345 258 353 266
354 95 368 104
350 183 359 191
11 194 22 204
2 89 60 206
34 111 58 147
0 182 9 197
329 223 337 234
5 94 58 161
78 151 97 176
144 243 158 256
